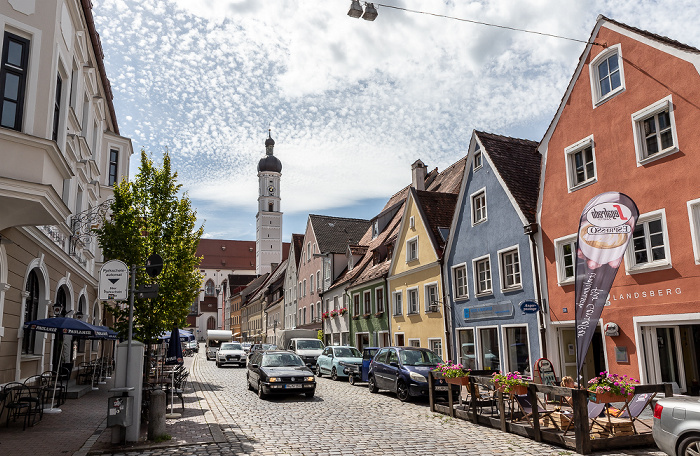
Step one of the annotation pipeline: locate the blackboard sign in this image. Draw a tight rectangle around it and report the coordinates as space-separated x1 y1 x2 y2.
534 357 557 386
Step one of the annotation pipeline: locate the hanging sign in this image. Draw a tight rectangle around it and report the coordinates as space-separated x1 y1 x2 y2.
574 192 638 376
519 300 539 314
99 260 129 300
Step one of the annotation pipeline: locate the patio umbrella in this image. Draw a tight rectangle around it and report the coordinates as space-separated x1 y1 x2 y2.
23 317 113 413
158 328 193 342
164 327 184 366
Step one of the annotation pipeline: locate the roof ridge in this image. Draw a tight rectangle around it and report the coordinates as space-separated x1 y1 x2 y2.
599 15 700 53
309 214 370 222
475 130 539 146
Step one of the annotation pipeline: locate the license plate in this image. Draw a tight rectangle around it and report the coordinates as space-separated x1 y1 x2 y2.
285 384 302 389
435 385 448 391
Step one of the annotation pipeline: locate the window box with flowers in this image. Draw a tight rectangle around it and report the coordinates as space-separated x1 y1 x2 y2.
339 307 348 316
433 362 470 386
330 309 338 318
587 371 638 403
362 313 371 319
374 311 384 318
352 315 360 320
322 312 329 320
491 371 528 395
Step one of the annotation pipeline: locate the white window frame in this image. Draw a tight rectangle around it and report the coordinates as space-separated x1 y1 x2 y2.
406 287 419 314
501 323 532 375
375 287 385 313
564 135 597 192
363 290 372 315
303 279 307 297
477 325 501 371
310 274 314 294
497 245 522 292
406 235 418 262
688 198 700 265
473 147 483 171
554 234 577 286
631 95 678 166
472 254 493 296
624 209 672 274
392 290 403 316
409 216 415 229
589 44 626 107
428 338 443 358
424 282 439 313
408 338 421 348
471 188 487 226
316 270 321 292
451 263 468 300
353 293 361 316
394 332 405 346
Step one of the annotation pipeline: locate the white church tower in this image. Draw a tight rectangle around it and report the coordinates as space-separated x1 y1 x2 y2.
256 130 283 275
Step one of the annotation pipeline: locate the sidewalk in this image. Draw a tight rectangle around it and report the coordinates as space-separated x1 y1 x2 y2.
0 353 217 456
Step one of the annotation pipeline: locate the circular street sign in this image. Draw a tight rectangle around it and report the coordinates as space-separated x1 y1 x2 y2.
145 253 163 277
519 300 539 314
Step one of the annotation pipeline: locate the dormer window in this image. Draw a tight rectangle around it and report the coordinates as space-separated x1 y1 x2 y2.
589 44 625 107
372 220 379 239
473 144 482 170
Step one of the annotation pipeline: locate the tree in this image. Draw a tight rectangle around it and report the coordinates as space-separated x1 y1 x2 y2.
97 149 203 344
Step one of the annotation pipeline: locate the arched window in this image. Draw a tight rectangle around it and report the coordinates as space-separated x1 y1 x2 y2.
22 270 39 354
268 202 274 212
55 286 67 316
207 316 216 330
205 279 215 296
77 295 85 321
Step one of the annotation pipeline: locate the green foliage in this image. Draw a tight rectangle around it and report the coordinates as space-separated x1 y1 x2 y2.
317 330 323 341
97 149 203 343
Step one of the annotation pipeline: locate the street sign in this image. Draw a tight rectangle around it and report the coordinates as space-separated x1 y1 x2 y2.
137 283 159 299
519 300 539 314
99 260 129 301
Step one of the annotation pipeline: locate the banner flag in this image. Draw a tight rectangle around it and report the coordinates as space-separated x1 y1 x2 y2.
575 192 638 377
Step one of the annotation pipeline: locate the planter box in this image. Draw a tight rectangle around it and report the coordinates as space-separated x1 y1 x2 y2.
507 384 528 395
445 377 470 386
589 391 628 404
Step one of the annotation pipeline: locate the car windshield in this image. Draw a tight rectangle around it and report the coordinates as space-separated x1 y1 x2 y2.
335 347 361 358
296 340 324 350
261 353 304 367
400 349 443 366
263 344 276 350
220 343 241 350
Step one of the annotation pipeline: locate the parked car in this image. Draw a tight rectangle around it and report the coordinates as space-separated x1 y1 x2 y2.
286 338 325 367
653 396 700 455
216 342 247 368
241 342 252 354
367 346 458 402
316 346 362 380
187 340 199 353
250 343 277 353
342 347 379 385
246 350 316 399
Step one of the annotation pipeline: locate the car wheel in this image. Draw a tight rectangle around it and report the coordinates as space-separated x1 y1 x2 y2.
348 374 355 386
305 391 315 398
331 367 339 381
216 361 221 367
257 381 266 399
679 435 700 456
368 376 378 393
247 375 254 391
396 380 410 402
315 365 322 377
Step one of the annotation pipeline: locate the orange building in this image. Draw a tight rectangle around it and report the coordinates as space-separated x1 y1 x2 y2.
538 16 700 394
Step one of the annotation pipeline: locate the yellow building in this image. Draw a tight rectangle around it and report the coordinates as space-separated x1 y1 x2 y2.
388 187 458 359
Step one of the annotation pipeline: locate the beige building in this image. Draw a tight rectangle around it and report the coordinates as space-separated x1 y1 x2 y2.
0 1 132 383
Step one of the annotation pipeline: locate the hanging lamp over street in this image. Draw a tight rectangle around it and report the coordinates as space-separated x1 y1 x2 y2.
362 3 378 21
347 0 363 18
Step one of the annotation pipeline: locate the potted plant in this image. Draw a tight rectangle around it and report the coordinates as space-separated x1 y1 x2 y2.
587 371 637 403
339 307 348 315
322 311 329 320
433 362 470 386
491 371 528 395
330 310 338 318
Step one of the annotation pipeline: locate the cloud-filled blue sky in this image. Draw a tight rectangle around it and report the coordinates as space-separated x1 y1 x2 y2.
93 0 700 241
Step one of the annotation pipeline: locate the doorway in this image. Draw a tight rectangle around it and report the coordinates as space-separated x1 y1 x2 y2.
558 326 605 384
641 325 700 395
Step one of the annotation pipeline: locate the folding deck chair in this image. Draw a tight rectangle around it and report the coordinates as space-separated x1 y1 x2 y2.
614 393 655 433
514 394 559 430
563 400 606 436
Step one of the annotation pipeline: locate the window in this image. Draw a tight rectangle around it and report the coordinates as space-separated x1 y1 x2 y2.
632 95 678 165
376 288 384 313
473 255 492 295
22 270 39 354
458 329 476 370
452 264 468 299
425 283 438 312
406 236 418 262
109 148 119 186
310 274 314 294
333 296 339 311
565 136 596 190
303 308 307 325
479 327 500 371
298 281 302 299
471 189 487 225
624 209 671 273
372 220 379 239
52 74 62 141
590 45 625 106
407 288 419 314
505 326 529 375
473 143 482 170
316 271 321 291
353 294 360 316
408 339 421 348
554 234 577 285
310 303 314 321
0 32 30 131
409 216 415 229
429 339 442 358
688 198 700 264
393 291 403 316
205 279 215 296
207 316 216 330
303 279 307 297
363 290 371 315
499 247 521 291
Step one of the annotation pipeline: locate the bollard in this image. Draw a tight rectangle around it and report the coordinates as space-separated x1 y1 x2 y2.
148 390 167 441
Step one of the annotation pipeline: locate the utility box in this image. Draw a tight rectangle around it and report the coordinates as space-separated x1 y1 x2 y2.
107 395 133 427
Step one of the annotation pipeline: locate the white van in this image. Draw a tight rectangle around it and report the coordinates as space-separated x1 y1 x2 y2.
206 329 233 360
287 338 325 367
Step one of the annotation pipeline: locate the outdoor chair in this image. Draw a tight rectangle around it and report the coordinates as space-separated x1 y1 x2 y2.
23 375 47 420
77 362 95 385
562 400 606 436
612 392 655 433
3 382 40 430
166 370 189 412
514 394 559 429
41 370 67 407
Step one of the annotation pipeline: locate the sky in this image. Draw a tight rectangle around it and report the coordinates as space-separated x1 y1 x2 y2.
92 0 700 242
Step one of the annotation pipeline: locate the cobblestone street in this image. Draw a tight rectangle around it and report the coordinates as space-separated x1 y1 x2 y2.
94 351 666 456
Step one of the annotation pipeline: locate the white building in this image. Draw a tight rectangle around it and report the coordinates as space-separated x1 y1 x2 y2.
256 131 283 275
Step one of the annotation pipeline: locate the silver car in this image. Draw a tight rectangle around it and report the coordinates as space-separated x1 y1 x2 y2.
653 396 700 455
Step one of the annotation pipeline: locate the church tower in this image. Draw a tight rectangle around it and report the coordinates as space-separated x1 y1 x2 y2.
256 130 283 275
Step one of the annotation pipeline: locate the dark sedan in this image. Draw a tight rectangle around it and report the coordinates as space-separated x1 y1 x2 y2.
246 350 316 399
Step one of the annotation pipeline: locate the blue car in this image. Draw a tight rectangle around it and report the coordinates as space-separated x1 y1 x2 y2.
368 346 457 401
315 346 362 380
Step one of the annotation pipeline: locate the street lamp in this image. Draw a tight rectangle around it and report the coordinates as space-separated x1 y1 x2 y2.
53 303 63 318
347 1 378 21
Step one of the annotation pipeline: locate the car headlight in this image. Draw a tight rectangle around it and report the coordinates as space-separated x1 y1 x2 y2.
409 372 427 383
268 377 281 382
304 376 315 382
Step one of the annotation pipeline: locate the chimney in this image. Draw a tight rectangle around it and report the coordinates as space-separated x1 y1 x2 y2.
411 159 427 191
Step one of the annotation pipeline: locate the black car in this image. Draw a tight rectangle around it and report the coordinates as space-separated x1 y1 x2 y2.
246 350 316 399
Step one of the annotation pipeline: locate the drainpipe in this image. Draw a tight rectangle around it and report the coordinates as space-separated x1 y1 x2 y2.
525 222 547 359
385 276 391 347
439 256 453 362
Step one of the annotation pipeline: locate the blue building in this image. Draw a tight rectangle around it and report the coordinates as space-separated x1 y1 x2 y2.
443 131 542 376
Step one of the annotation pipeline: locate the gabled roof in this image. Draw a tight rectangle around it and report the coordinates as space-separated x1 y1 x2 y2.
250 259 288 302
196 239 291 270
291 233 304 268
239 273 269 305
601 15 700 54
309 214 371 254
476 131 541 224
413 189 458 256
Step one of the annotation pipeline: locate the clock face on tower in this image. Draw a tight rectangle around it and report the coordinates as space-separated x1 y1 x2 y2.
268 185 275 195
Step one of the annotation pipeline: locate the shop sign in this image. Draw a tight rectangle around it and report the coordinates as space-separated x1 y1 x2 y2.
519 300 539 314
463 301 513 321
